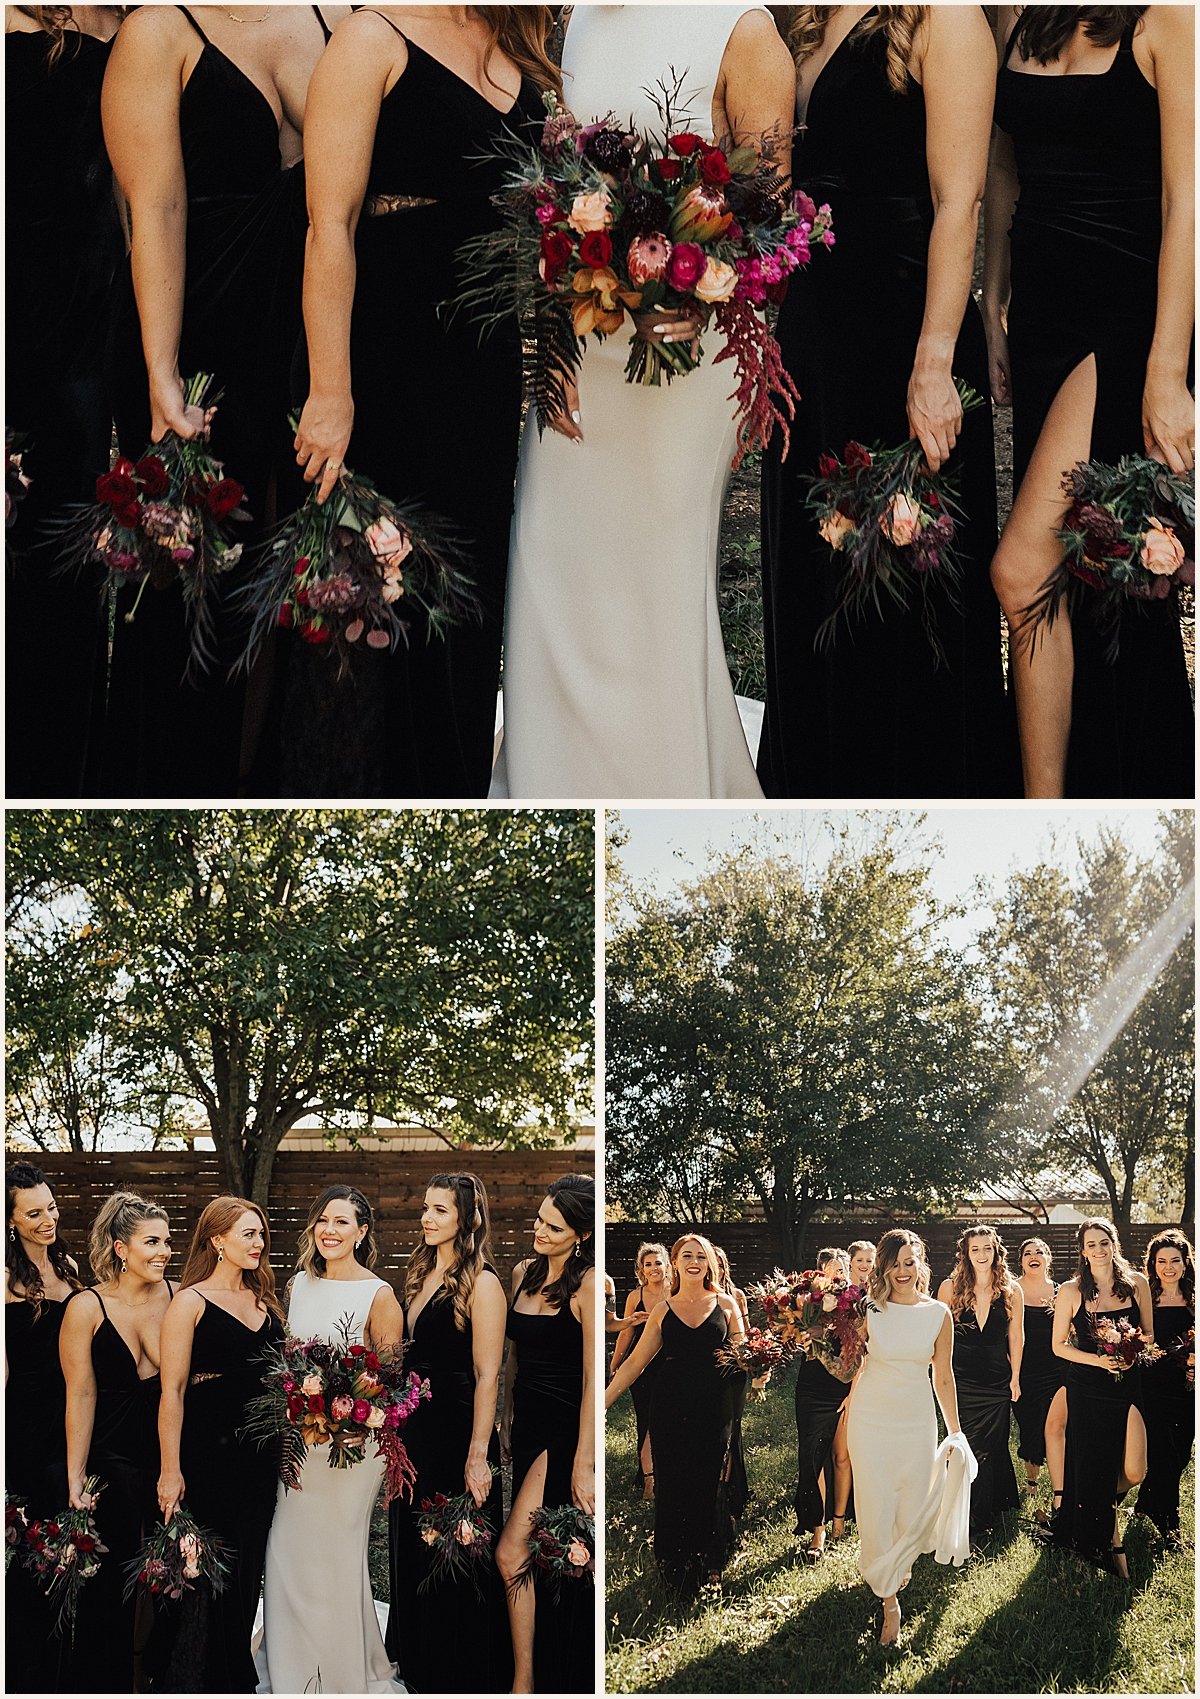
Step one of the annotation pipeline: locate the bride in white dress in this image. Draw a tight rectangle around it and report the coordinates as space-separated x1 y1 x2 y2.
846 1229 976 1647
492 4 796 800
256 1186 407 1695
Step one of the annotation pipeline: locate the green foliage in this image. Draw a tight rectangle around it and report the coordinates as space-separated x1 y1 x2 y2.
5 810 595 1202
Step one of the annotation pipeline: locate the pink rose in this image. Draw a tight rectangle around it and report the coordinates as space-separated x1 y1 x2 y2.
693 258 738 304
626 233 672 286
351 1399 371 1424
366 518 413 571
666 242 706 292
567 188 612 234
1141 516 1185 576
818 511 855 550
565 1540 590 1566
881 492 922 547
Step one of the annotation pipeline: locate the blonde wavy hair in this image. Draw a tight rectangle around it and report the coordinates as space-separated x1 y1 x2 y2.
782 6 927 94
88 1189 169 1284
946 1224 1014 1320
404 1173 492 1334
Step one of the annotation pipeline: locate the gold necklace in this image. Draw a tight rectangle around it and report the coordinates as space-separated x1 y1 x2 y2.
226 8 270 21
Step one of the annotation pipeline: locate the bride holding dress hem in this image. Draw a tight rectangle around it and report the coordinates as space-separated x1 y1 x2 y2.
491 3 795 800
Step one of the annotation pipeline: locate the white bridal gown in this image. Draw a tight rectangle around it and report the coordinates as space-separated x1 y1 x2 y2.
491 3 768 800
846 1298 977 1597
255 1271 404 1695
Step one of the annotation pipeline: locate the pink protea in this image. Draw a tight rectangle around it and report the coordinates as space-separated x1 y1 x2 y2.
626 232 672 285
305 572 359 614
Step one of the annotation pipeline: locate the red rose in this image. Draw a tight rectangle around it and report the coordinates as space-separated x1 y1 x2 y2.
307 1393 326 1413
365 1352 380 1372
300 622 332 646
817 453 839 479
73 1534 96 1553
287 1393 305 1418
277 603 294 628
844 441 872 471
699 148 731 186
96 465 137 506
668 132 704 156
294 558 309 577
653 158 682 183
206 478 244 519
578 230 612 269
539 229 574 284
348 1344 367 1357
114 500 142 528
134 455 169 497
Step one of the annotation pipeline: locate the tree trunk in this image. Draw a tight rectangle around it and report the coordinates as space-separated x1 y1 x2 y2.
1182 1085 1195 1227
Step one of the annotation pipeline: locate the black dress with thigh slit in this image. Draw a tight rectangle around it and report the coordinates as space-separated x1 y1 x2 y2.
952 1300 1019 1533
1052 1300 1143 1569
4 1295 70 1692
1014 1294 1065 1467
648 1304 738 1596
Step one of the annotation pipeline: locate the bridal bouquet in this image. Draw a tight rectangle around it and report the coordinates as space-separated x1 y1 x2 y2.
123 1507 228 1603
512 1505 594 1599
6 430 31 529
237 466 479 678
1092 1316 1163 1382
1019 456 1194 661
453 80 834 467
416 1484 496 1597
714 1324 801 1399
750 1269 868 1383
24 1476 108 1637
53 373 248 680
807 382 984 663
243 1318 431 1506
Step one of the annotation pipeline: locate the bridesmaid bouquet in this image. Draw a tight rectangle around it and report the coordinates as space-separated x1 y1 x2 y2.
24 1475 107 1638
415 1484 496 1597
750 1269 868 1384
512 1505 594 1599
1170 1326 1196 1386
714 1324 802 1399
1092 1316 1164 1382
237 465 480 679
453 80 835 467
123 1508 228 1603
5 1494 28 1569
1020 456 1194 661
5 430 31 529
244 1320 431 1506
53 373 249 681
806 382 984 663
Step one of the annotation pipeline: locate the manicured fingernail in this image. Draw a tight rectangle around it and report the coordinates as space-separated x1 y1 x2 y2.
571 410 581 424
662 334 673 344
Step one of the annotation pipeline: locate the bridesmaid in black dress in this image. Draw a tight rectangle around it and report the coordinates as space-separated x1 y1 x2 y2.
385 1173 511 1694
497 1175 595 1695
936 1226 1023 1536
4 1164 85 1694
793 1248 850 1559
609 1242 668 1497
986 6 1194 797
1135 1229 1195 1543
605 1234 746 1596
58 1190 173 1692
99 4 340 797
154 1197 285 1691
759 5 1012 800
1049 1219 1153 1577
5 6 123 799
288 5 557 797
1014 1236 1066 1522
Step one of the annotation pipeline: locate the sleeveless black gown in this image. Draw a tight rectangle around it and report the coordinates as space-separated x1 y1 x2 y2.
101 5 321 798
1014 1293 1065 1467
793 1355 845 1535
60 1289 164 1693
507 1299 592 1693
150 1300 283 1693
384 1280 512 1694
625 1288 662 1491
276 23 543 798
759 19 1012 800
649 1304 738 1595
1052 1300 1144 1569
4 1295 70 1693
952 1300 1019 1533
5 28 120 799
995 22 1194 797
1136 1304 1194 1539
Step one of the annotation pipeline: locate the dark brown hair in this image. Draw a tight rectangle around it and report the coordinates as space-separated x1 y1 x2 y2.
946 1224 1014 1320
404 1173 492 1333
1075 1218 1138 1305
1144 1228 1195 1308
514 1173 594 1308
6 1163 84 1318
1012 7 1146 65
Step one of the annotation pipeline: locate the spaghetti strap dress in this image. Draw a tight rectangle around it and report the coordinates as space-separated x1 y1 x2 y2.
384 1276 511 1694
994 20 1194 797
648 1303 739 1595
276 16 543 798
1135 1303 1194 1540
1052 1300 1144 1569
101 5 323 798
5 27 120 798
759 17 1012 800
1014 1292 1065 1467
951 1301 1019 1534
507 1299 592 1693
4 1294 70 1693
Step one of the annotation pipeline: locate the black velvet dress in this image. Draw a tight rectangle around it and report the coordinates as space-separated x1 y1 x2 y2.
648 1304 738 1595
507 1300 592 1694
1014 1293 1065 1467
385 1279 512 1694
4 1295 71 1693
625 1287 662 1490
150 1300 283 1693
277 23 543 798
1136 1304 1194 1539
759 18 1012 800
1052 1300 1144 1569
793 1355 845 1535
101 5 321 798
952 1300 1019 1533
60 1289 164 1694
995 20 1194 797
5 28 121 799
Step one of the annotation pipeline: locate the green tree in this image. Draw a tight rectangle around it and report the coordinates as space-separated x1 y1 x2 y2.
6 810 595 1205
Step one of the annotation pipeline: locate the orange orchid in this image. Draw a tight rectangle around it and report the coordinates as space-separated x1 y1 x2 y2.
570 266 641 337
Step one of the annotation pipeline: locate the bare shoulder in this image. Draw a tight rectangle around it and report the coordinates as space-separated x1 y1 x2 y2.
171 1286 206 1317
473 1265 506 1304
723 8 795 76
332 5 409 59
925 3 993 56
511 1257 532 1295
1144 6 1194 55
112 4 192 54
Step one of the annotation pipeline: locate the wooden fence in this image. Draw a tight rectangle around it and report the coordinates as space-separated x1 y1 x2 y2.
603 1218 1193 1295
24 1151 594 1290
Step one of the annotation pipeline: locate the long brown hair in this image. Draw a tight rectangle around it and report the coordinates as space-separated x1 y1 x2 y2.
869 1228 927 1306
6 1163 84 1319
1145 1228 1195 1308
296 1185 379 1279
404 1173 492 1334
1075 1218 1138 1305
946 1224 1014 1320
1011 7 1146 65
178 1196 284 1324
477 7 561 98
783 6 928 94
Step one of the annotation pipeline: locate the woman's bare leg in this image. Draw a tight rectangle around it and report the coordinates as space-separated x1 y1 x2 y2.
496 1450 550 1693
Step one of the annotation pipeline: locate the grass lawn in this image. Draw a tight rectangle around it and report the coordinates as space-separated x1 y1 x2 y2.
605 1364 1195 1694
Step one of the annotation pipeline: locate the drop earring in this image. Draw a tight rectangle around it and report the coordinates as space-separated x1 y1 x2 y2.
217 1243 225 1263
120 1257 128 1275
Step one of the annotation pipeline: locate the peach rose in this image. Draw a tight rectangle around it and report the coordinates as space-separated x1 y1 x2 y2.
364 1406 386 1429
819 511 855 550
881 492 922 547
421 1526 440 1545
366 518 413 571
1141 517 1185 576
565 1540 590 1567
693 258 738 304
455 1518 478 1546
301 1374 325 1397
567 188 612 234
